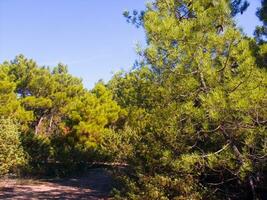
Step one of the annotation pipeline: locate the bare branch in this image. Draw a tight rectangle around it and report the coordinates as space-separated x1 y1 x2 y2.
202 143 230 158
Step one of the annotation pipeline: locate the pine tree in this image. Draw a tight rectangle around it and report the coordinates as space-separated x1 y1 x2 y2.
255 0 267 43
112 0 267 199
252 0 267 70
0 62 33 130
0 55 125 173
0 118 26 176
230 0 249 16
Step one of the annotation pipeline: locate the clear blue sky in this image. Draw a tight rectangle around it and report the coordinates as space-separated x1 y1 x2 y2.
0 0 262 88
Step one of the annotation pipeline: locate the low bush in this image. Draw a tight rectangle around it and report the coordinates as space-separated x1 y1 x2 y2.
0 118 26 176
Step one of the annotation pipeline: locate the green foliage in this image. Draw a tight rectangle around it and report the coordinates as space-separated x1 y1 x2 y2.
0 1 266 199
20 132 53 174
255 0 267 43
64 82 124 149
0 118 26 176
0 66 33 130
253 0 267 70
111 0 267 199
0 55 125 176
230 0 249 16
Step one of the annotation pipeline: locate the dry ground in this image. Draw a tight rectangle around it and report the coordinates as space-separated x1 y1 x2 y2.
0 168 113 200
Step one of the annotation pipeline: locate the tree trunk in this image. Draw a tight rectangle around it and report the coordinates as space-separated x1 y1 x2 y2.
35 117 44 135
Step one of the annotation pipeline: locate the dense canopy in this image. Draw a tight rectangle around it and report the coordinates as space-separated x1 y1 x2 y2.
0 0 266 199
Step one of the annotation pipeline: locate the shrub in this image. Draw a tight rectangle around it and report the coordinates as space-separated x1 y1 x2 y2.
0 118 26 176
20 132 53 176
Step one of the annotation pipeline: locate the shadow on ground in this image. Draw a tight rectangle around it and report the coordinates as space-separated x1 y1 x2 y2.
0 168 113 200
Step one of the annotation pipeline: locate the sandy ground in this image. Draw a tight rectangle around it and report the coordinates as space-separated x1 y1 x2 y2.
0 168 113 200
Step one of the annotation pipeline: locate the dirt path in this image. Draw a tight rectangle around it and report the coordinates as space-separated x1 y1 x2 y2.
0 168 113 200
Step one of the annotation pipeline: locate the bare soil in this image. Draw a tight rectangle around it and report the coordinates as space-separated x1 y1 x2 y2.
0 168 113 200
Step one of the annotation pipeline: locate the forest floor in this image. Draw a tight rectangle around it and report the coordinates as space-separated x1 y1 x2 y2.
0 168 113 200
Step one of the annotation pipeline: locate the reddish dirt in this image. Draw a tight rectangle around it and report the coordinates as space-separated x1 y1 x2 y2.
0 168 113 200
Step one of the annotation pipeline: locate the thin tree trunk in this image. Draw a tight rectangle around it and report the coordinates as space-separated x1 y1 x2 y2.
249 176 257 200
48 115 53 134
35 117 44 135
221 126 258 199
